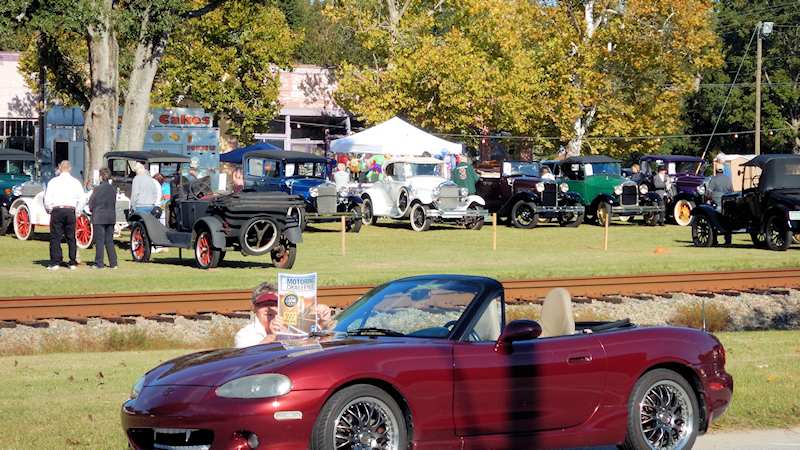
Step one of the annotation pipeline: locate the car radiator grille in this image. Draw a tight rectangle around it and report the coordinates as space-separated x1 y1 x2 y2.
437 186 461 210
542 183 557 207
127 428 214 450
621 185 638 206
314 184 337 214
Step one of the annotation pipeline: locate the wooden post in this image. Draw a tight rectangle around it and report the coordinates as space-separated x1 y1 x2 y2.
492 213 497 251
603 212 609 251
341 216 346 256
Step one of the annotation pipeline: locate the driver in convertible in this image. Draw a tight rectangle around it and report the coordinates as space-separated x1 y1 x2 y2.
234 282 334 348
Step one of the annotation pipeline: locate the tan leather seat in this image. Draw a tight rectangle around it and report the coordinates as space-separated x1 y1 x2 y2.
539 288 575 338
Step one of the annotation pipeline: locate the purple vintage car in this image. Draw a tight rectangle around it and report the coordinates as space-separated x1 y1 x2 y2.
638 155 706 226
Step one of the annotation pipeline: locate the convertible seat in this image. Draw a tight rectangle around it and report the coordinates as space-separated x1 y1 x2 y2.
539 288 575 338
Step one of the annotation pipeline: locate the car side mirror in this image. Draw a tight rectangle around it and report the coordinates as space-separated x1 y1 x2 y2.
494 320 542 354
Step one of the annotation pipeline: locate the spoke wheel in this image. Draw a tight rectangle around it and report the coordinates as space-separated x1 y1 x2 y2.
240 217 279 256
691 215 715 247
13 204 34 240
750 230 767 248
194 230 221 269
558 211 583 228
595 201 611 227
464 204 484 230
346 205 363 233
130 223 151 263
510 200 538 229
765 215 791 251
409 203 430 232
271 241 297 269
311 384 407 450
362 197 378 226
397 189 409 216
288 207 306 232
673 200 694 226
621 369 698 450
75 214 93 249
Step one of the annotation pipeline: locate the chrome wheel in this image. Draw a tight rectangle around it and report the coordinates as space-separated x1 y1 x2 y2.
333 396 400 450
638 380 694 450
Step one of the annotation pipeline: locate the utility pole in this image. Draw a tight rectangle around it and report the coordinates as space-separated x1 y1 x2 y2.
755 22 774 156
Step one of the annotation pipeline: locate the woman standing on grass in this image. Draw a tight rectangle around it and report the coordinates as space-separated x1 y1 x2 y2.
88 168 118 269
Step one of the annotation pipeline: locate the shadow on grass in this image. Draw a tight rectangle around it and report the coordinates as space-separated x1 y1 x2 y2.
145 257 273 269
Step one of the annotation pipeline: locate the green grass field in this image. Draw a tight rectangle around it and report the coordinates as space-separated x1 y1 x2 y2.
2 221 800 297
0 331 796 449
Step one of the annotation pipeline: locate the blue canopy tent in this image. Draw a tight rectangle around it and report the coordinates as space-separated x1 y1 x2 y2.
220 142 282 164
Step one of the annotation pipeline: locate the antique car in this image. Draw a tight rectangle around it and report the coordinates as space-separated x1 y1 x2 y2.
546 156 664 225
691 154 800 251
476 160 584 228
121 274 732 450
128 178 304 268
638 155 706 226
0 149 34 235
7 179 94 249
243 150 362 232
360 157 488 231
105 150 191 199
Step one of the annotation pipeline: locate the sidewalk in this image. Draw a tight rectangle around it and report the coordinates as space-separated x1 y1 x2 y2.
573 427 800 450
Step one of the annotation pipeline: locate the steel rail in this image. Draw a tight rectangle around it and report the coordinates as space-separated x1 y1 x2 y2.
1 268 799 322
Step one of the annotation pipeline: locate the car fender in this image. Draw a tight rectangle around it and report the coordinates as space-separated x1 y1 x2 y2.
346 195 363 206
590 193 617 210
562 191 584 206
362 188 391 216
464 194 485 207
642 191 663 207
691 204 726 231
194 216 226 249
673 192 700 204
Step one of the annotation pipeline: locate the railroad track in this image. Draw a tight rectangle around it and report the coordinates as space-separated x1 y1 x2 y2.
1 268 799 324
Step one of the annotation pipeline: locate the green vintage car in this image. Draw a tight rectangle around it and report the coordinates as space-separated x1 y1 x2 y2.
0 149 34 235
544 155 664 226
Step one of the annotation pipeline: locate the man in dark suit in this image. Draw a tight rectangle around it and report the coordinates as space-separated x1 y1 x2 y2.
88 167 118 269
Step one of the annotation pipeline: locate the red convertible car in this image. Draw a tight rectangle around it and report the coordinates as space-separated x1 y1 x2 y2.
121 275 732 450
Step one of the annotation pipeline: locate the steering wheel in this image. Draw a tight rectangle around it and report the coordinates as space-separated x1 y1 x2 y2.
444 320 482 342
188 178 212 199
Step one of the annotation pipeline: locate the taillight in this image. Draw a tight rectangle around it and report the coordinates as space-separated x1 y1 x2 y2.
714 344 726 367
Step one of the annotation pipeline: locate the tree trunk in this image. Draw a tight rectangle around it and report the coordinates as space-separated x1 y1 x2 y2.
118 11 168 153
791 117 800 154
83 0 118 182
565 106 596 157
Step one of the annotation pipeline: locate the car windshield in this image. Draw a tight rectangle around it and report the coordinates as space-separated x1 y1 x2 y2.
506 161 540 177
586 162 620 176
673 161 702 175
285 162 325 178
332 279 482 337
0 160 33 175
407 163 442 177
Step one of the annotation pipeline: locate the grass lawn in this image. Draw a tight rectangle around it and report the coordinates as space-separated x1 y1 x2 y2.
0 331 796 449
2 221 800 296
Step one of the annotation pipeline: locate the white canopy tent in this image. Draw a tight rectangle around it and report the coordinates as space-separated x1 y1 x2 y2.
330 117 462 156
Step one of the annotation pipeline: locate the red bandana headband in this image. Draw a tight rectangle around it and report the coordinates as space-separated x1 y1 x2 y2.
253 292 279 307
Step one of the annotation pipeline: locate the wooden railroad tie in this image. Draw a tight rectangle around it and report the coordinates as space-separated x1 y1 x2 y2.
103 317 136 325
18 320 49 328
145 316 175 323
182 314 213 321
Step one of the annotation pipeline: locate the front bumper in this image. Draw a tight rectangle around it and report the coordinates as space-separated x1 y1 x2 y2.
611 204 662 216
121 385 329 450
534 204 585 217
428 206 490 221
702 370 734 432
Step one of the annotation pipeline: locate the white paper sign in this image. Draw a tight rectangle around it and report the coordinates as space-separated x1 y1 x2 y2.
583 164 594 176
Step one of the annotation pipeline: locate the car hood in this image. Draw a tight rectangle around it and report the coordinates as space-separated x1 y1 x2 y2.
674 174 704 189
287 177 326 193
144 337 380 387
584 175 627 191
407 176 449 191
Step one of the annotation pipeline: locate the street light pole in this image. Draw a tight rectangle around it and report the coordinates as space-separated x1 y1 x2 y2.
756 22 763 155
755 21 774 156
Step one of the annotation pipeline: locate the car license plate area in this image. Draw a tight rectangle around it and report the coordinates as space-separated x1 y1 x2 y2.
789 211 800 221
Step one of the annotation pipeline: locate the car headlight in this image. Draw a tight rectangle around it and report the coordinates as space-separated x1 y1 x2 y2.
535 182 545 193
696 185 706 195
459 187 468 198
309 187 319 198
215 374 292 399
559 183 569 193
639 184 649 195
614 185 623 196
130 375 145 400
12 185 22 197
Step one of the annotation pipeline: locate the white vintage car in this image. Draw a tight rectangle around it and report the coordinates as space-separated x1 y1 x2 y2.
9 180 131 248
360 157 489 231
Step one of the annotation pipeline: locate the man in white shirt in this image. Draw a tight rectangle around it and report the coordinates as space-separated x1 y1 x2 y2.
43 160 86 270
235 282 334 348
130 163 161 215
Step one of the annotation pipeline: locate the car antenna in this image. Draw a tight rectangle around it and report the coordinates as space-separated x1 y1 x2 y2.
701 296 707 332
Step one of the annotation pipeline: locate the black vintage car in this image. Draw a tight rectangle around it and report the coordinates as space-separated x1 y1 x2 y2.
243 150 362 232
476 160 585 228
691 154 800 251
128 182 304 269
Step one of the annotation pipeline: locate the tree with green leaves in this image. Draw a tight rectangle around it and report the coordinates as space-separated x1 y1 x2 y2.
681 0 800 155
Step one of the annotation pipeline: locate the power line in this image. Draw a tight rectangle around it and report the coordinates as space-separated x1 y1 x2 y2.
431 127 791 142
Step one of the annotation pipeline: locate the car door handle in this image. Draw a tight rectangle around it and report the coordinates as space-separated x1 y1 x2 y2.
567 353 592 365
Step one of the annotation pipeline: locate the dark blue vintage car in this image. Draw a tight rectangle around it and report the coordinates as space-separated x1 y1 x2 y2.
243 150 362 232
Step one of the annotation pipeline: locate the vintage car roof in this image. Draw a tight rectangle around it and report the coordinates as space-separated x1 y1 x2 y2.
0 149 35 161
742 153 800 168
384 157 444 165
244 150 328 163
561 155 619 164
104 150 190 163
640 154 703 163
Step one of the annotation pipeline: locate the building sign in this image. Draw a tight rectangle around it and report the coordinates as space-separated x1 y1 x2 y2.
151 108 213 128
